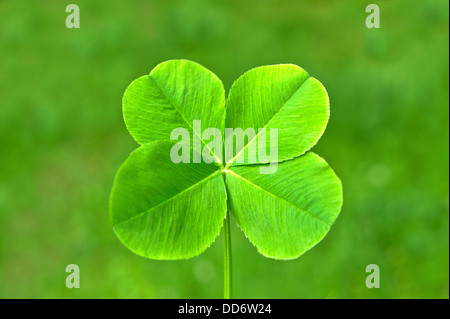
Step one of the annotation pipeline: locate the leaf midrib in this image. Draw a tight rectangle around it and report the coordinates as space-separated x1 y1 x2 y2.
227 170 330 227
149 75 223 165
113 170 221 227
226 75 311 168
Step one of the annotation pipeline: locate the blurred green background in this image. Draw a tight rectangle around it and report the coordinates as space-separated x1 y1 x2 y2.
0 0 448 299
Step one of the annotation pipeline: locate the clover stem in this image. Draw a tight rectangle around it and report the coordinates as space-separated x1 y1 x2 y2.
223 209 232 299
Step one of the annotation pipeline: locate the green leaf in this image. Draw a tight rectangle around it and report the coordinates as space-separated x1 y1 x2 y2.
225 64 329 165
226 152 342 259
110 141 226 260
123 59 226 163
112 60 343 267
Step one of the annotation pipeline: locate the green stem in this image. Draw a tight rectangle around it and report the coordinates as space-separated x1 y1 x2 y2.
223 210 232 299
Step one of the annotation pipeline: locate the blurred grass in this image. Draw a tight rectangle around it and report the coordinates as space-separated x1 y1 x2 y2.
0 0 448 298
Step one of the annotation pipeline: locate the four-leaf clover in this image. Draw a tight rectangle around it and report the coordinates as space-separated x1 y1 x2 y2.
110 59 343 263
